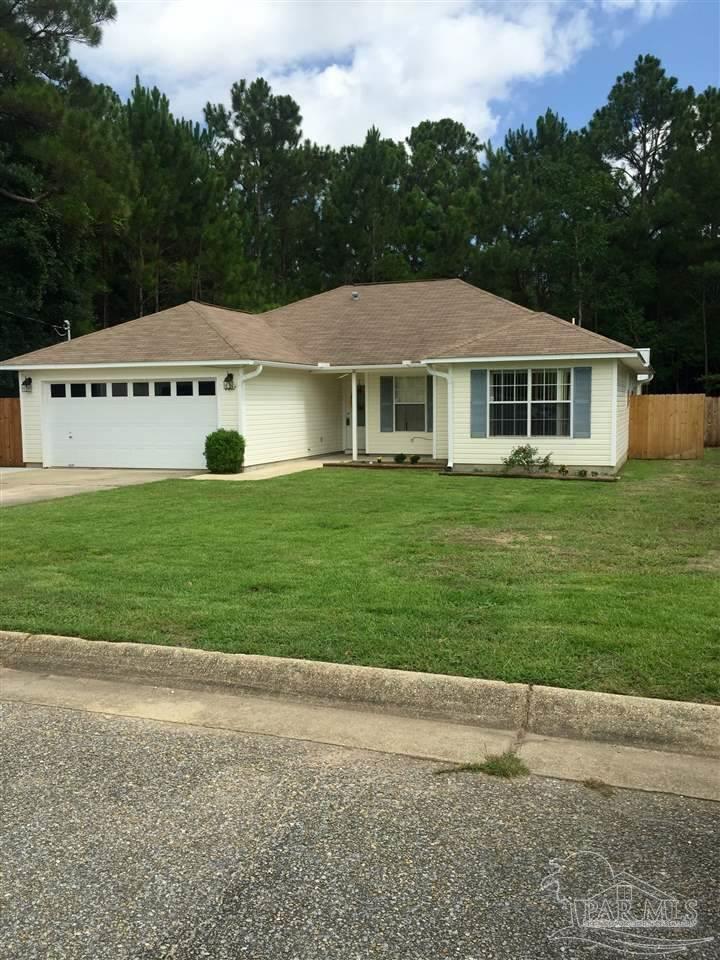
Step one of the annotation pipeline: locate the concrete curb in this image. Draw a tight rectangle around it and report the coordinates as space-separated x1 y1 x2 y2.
1 630 718 757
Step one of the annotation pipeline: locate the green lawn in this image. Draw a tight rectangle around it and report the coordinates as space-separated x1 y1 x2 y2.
2 452 719 702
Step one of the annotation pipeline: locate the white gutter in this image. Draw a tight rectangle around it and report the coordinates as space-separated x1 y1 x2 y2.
0 358 316 373
237 364 263 438
425 364 453 469
0 359 259 372
311 362 427 373
421 352 640 364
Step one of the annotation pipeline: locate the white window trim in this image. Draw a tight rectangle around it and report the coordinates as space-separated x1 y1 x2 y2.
487 367 574 439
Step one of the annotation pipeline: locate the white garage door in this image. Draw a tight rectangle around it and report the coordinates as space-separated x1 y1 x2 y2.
44 378 218 469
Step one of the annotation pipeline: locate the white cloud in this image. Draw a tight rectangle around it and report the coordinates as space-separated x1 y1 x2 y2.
601 0 677 23
72 0 669 147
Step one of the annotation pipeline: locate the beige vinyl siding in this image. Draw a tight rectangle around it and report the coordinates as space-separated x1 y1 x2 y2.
453 359 615 468
434 373 448 459
18 365 238 465
243 367 342 467
19 371 42 462
615 362 635 468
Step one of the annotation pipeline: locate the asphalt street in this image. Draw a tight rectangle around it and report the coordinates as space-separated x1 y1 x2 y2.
1 700 718 960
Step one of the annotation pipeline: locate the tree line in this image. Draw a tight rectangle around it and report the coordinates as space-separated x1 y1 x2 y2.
1 1 718 394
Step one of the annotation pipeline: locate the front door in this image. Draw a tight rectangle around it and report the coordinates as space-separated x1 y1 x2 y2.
344 382 366 452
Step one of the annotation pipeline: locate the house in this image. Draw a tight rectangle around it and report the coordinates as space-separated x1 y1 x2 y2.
0 280 652 473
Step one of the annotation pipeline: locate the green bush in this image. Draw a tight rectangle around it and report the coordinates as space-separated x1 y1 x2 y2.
394 453 407 463
409 454 421 464
502 444 554 473
204 429 245 473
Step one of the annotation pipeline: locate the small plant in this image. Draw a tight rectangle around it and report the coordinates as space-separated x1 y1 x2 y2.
583 777 615 798
435 750 529 779
558 464 569 476
577 469 588 478
204 429 245 474
375 457 382 463
409 454 421 464
502 444 554 474
394 453 407 463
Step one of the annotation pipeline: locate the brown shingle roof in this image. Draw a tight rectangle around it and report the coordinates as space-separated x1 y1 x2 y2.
1 280 637 368
263 280 635 362
1 301 311 367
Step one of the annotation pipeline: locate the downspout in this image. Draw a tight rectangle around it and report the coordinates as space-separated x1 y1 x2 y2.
425 364 453 469
237 363 264 440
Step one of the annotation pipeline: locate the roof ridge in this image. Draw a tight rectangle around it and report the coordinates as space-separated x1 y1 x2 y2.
190 299 257 317
260 286 346 319
532 311 635 351
195 300 314 364
188 302 246 359
454 279 538 317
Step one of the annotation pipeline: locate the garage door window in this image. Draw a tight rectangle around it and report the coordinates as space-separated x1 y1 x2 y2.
50 384 66 398
133 382 149 397
198 380 216 396
176 381 193 397
154 381 171 397
91 383 107 398
111 383 128 397
70 383 86 398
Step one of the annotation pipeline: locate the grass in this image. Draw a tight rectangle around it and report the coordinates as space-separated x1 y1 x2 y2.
436 752 530 779
1 450 718 703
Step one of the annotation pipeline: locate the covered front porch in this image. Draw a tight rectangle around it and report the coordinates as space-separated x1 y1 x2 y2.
325 366 450 464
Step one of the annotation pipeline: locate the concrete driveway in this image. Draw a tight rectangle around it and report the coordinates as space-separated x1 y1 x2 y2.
0 467 194 507
1 684 718 959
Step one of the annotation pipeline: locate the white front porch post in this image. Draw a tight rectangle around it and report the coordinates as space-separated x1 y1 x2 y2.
431 373 437 460
447 366 454 469
351 370 358 462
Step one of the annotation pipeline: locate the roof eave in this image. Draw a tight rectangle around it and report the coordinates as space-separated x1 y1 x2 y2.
0 357 316 371
421 351 643 366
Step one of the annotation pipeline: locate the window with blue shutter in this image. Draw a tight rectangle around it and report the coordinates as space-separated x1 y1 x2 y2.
470 369 488 437
572 366 592 438
380 376 394 432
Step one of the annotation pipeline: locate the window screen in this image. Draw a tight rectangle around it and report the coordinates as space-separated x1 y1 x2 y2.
394 376 426 432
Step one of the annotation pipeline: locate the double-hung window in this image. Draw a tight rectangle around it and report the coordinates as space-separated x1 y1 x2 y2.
394 376 427 431
489 370 528 436
489 368 572 437
530 369 571 436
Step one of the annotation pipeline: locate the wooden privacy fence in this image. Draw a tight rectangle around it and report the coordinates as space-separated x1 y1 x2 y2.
705 396 720 447
628 394 705 460
0 397 23 467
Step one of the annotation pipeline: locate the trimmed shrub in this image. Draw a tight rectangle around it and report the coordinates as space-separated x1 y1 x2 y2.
204 429 245 474
409 454 421 464
394 453 407 463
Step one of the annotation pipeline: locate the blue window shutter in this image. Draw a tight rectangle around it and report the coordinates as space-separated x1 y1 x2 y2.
380 376 394 432
470 369 488 438
573 367 592 438
426 375 434 432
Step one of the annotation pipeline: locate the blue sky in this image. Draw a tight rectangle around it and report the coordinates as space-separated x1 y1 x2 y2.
76 0 720 148
495 0 720 144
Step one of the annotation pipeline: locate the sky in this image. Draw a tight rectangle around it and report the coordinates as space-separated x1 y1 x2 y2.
75 0 720 148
